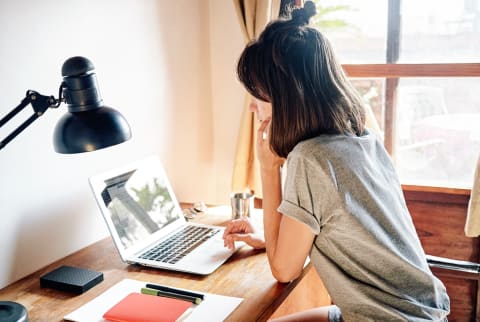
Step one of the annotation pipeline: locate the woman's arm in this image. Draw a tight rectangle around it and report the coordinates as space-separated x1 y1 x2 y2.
258 120 315 283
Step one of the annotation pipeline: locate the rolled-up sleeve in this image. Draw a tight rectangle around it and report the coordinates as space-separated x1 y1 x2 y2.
278 152 321 234
278 199 320 234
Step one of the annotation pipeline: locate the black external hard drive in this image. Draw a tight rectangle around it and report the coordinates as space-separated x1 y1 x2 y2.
39 265 103 294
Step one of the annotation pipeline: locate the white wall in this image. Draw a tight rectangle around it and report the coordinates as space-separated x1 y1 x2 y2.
0 0 245 288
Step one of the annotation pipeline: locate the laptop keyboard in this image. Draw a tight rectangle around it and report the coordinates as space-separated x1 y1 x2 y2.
139 226 221 264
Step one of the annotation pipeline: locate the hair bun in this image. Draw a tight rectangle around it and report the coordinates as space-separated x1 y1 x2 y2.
292 1 317 25
303 1 317 18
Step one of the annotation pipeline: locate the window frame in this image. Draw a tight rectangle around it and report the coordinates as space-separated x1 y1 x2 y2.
343 62 480 154
305 0 480 194
343 63 480 195
339 0 480 194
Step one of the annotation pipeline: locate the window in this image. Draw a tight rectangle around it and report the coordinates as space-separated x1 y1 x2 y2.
313 0 480 188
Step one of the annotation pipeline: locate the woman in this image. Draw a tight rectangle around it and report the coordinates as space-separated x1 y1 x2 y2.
223 2 450 321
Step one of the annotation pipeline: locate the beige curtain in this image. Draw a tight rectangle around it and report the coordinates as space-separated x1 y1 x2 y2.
230 0 382 198
465 154 480 237
231 0 282 198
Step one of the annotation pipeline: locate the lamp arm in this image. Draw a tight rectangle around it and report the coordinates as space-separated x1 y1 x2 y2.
0 89 61 150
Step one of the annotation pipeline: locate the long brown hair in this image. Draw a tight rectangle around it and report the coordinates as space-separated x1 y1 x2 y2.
237 1 366 158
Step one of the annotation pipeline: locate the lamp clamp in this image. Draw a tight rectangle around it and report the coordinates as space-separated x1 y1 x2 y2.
27 90 61 115
0 84 64 150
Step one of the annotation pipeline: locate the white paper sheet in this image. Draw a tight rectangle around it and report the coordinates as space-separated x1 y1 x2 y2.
64 279 243 322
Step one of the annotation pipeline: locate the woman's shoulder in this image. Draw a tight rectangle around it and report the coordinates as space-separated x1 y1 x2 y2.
287 135 340 165
294 130 376 150
289 130 381 163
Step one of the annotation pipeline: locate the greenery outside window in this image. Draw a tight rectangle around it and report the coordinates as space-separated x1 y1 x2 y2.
313 0 480 189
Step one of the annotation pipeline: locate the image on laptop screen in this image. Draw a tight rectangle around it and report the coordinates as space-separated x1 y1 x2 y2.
100 166 182 249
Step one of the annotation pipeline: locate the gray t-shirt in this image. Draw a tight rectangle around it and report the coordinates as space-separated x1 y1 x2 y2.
278 130 450 321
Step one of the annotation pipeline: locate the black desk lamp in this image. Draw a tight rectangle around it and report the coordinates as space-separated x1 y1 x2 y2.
0 56 131 153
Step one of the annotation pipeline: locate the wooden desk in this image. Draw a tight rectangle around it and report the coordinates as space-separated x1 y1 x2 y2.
0 209 330 321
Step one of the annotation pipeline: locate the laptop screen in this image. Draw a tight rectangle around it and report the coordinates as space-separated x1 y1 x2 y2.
98 161 183 250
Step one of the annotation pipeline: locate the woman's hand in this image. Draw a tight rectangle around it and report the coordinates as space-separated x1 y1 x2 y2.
223 217 265 251
257 118 284 170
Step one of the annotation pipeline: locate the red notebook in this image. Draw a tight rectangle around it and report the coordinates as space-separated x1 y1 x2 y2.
103 292 192 322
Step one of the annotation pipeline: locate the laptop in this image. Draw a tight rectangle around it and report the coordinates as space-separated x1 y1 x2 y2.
88 156 242 275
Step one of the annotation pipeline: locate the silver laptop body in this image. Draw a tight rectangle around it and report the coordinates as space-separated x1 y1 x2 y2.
88 156 241 275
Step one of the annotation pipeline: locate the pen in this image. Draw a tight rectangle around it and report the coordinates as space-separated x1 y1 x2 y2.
145 283 205 300
141 287 203 305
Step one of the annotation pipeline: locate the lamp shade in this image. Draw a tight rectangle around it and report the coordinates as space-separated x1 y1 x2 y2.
53 56 131 153
53 107 131 153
